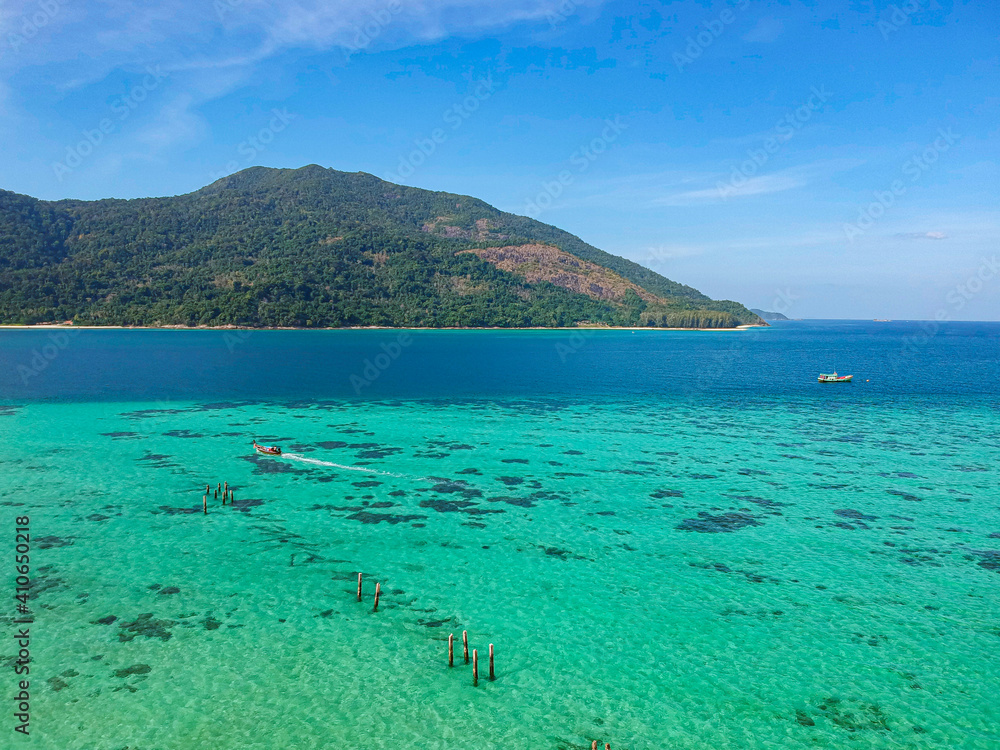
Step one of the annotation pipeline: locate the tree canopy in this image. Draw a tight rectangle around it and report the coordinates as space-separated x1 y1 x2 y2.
0 165 764 329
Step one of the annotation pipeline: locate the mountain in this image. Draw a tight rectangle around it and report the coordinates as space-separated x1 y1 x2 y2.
750 308 790 321
0 165 763 329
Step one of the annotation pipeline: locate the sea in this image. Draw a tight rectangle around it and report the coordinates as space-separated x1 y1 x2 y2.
0 320 997 750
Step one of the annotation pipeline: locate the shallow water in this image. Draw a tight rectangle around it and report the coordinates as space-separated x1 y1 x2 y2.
1 322 998 749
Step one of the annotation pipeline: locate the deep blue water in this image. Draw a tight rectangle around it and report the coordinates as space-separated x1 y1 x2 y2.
0 320 997 402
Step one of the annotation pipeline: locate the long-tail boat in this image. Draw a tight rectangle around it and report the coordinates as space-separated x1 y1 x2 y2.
252 440 282 456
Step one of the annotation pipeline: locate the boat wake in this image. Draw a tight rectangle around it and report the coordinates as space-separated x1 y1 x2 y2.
282 453 409 479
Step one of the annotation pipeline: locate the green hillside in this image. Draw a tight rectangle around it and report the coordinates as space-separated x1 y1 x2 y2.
0 165 762 329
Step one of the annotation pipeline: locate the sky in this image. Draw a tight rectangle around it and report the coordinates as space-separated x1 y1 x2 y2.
0 0 997 320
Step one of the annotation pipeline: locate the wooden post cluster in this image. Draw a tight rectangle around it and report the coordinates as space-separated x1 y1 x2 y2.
204 481 234 511
448 632 495 685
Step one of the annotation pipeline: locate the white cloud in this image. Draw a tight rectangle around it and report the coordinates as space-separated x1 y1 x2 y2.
656 171 805 205
653 158 863 207
2 0 606 77
742 17 784 44
133 93 206 153
895 231 948 240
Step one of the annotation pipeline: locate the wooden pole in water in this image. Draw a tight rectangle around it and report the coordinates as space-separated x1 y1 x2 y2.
489 643 495 681
217 482 221 494
472 649 478 685
605 744 610 750
448 634 454 667
462 630 469 664
203 495 207 515
373 582 381 612
356 573 362 601
592 742 597 750
228 489 233 504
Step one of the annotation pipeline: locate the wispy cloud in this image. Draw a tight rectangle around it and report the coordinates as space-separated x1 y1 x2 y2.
742 17 784 43
653 158 863 207
656 171 805 206
3 0 607 77
895 231 948 240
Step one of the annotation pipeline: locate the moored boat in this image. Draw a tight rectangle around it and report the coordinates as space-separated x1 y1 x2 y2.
253 440 282 456
818 372 853 383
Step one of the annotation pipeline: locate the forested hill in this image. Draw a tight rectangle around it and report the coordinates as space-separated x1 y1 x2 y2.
0 165 763 329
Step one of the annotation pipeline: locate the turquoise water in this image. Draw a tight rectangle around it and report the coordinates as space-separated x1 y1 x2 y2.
1 323 999 749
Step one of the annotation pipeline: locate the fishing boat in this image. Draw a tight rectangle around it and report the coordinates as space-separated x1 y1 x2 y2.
252 440 282 456
818 372 853 383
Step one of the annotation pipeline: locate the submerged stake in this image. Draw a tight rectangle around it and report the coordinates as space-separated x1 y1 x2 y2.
203 495 207 515
472 649 478 685
489 643 495 681
462 630 469 664
373 582 381 612
448 634 454 667
357 573 362 601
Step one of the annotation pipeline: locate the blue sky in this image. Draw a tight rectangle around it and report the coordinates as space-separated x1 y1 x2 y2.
1 0 997 319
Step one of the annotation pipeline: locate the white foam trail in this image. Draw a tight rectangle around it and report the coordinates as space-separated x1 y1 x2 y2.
282 453 408 478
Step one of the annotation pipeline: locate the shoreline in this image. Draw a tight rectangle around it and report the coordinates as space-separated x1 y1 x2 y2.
0 323 766 332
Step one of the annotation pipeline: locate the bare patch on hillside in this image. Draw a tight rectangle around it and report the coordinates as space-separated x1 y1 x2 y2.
458 244 664 303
